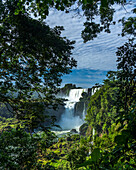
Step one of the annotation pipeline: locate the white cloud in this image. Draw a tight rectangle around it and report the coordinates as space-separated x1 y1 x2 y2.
46 2 135 71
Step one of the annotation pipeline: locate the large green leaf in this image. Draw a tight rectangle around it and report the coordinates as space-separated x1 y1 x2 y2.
91 148 100 162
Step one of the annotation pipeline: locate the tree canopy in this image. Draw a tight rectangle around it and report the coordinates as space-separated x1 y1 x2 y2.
0 0 77 130
6 0 135 41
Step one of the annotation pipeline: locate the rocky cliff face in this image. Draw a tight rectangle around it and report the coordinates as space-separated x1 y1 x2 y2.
46 104 65 122
74 101 88 119
73 85 102 119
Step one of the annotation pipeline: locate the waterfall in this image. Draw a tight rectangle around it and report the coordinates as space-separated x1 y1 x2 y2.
82 102 86 120
53 86 101 136
68 89 87 102
57 89 87 131
91 87 100 96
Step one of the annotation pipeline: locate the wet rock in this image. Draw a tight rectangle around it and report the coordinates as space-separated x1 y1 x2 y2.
74 102 84 119
70 129 78 133
66 136 72 141
79 123 88 136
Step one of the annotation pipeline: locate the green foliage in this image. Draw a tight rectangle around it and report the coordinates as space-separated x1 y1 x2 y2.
1 0 133 43
91 148 100 162
0 103 13 118
86 80 118 134
0 0 77 131
78 38 136 170
9 0 130 41
0 117 22 130
0 128 38 169
67 145 88 169
110 40 136 168
79 123 88 136
35 133 83 169
71 134 80 141
0 127 57 169
76 148 101 169
77 36 136 170
0 1 77 167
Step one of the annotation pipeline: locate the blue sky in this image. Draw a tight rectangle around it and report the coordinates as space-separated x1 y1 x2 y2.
61 69 108 88
46 1 136 88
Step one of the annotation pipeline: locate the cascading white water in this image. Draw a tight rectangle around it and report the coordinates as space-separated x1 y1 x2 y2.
91 87 100 96
53 87 101 137
58 89 87 131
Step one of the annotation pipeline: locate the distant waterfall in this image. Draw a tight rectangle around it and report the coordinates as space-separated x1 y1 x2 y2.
55 86 101 132
58 89 87 131
68 89 87 102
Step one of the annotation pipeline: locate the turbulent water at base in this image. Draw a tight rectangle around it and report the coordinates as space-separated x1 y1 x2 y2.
57 89 87 132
